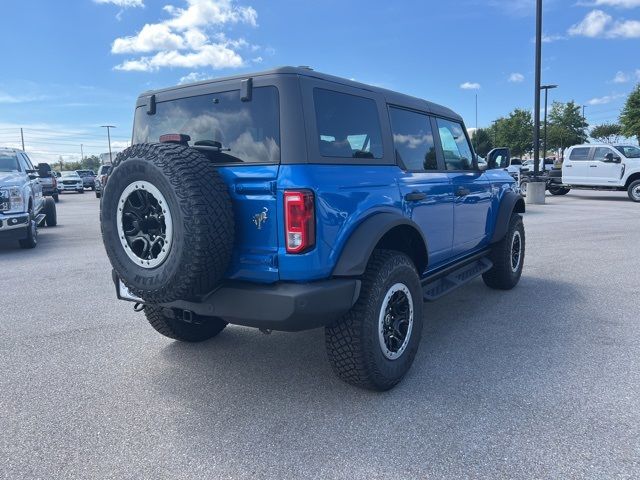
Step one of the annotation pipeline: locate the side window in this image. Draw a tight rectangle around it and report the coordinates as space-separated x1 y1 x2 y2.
569 147 590 160
17 154 30 171
388 107 438 171
593 147 613 162
314 88 383 159
436 118 474 171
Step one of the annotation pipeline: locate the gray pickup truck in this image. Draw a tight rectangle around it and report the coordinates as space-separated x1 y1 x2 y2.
0 148 57 248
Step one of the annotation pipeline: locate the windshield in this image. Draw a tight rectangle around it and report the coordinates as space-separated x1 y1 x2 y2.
61 171 79 177
614 145 640 158
101 166 111 175
0 153 20 172
77 170 94 176
133 86 280 164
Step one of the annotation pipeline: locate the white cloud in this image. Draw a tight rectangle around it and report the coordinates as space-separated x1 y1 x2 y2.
588 0 640 7
112 24 185 53
508 73 524 83
111 0 259 72
0 92 47 104
178 72 211 84
460 82 481 90
612 70 629 82
115 44 243 71
588 93 624 105
542 33 566 42
94 0 144 7
569 9 640 38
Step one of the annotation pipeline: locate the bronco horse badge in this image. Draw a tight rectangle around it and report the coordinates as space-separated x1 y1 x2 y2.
253 207 269 230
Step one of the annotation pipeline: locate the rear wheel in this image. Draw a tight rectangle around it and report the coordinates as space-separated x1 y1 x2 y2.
78 189 85 194
548 185 570 195
325 250 423 391
144 305 227 342
483 213 525 290
44 198 57 227
96 191 101 199
52 193 59 203
628 179 640 202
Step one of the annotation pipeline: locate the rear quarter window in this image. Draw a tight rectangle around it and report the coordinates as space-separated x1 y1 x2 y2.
569 147 590 160
133 86 280 164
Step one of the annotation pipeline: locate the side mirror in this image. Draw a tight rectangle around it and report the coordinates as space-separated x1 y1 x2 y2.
486 148 511 170
604 153 622 163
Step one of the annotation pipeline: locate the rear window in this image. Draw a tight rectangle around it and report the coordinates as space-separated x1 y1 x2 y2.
0 153 19 172
314 89 383 159
569 147 590 160
133 86 280 164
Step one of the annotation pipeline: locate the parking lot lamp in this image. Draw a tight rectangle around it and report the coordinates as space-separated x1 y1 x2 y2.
540 84 558 172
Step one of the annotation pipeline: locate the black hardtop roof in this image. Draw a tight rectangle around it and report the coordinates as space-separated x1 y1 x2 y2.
139 66 462 122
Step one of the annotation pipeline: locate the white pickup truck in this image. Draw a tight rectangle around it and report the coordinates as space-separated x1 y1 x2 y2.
561 144 640 202
0 148 57 248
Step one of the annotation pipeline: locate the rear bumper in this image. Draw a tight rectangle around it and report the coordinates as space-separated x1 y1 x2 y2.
113 272 361 332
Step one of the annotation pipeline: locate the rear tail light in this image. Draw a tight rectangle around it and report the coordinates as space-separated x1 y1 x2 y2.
284 190 315 254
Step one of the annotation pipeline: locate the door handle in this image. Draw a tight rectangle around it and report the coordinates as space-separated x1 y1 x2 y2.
565 165 572 168
589 165 598 168
404 191 427 202
455 187 471 197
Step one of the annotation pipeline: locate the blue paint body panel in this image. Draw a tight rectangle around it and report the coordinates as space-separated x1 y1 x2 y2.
218 162 517 284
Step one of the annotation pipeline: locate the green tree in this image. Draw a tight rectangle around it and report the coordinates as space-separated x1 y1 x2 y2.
546 101 588 151
82 155 101 171
590 123 622 144
473 127 494 157
490 109 533 157
620 84 640 142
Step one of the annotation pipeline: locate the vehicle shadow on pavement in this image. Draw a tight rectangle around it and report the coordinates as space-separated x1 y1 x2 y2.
150 275 583 404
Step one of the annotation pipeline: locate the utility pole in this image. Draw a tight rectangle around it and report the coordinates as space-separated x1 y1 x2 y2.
475 93 478 150
582 105 587 122
20 128 25 151
80 144 84 162
540 84 558 172
101 125 116 164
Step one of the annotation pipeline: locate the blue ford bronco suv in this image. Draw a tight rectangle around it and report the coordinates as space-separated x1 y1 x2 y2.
101 67 525 390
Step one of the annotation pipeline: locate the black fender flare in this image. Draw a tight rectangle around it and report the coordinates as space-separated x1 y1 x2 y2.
491 191 525 243
332 213 429 277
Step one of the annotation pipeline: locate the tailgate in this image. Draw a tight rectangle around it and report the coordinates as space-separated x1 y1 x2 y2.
217 165 280 283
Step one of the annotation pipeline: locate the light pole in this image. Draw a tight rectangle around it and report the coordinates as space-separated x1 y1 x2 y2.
540 84 558 172
533 0 543 179
101 125 116 164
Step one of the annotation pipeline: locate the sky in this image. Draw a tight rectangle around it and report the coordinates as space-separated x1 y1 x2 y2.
1 0 639 164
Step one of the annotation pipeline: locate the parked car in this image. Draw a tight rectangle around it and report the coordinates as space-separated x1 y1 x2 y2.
94 165 111 198
76 170 96 190
559 144 640 202
58 171 85 194
0 148 57 248
101 67 526 390
36 162 59 202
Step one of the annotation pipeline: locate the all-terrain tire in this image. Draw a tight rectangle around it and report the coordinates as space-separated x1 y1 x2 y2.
96 191 101 199
482 213 525 290
52 193 59 203
101 143 235 303
325 250 423 391
627 179 640 203
44 197 57 227
144 305 228 342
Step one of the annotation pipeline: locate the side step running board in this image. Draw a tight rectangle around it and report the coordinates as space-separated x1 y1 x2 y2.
35 213 46 226
422 257 493 301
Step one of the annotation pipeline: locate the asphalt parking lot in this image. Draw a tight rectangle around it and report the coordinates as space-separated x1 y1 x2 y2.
0 190 639 479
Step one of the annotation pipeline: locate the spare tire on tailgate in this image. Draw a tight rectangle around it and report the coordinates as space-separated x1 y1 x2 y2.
100 143 235 303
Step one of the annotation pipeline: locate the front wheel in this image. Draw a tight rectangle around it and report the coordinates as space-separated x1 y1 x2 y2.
483 213 525 290
52 194 59 203
18 210 38 249
44 198 57 227
628 180 640 203
78 189 85 194
144 305 227 342
519 179 529 196
325 250 423 391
